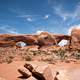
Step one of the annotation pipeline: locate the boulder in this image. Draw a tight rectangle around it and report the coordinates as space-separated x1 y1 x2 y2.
0 77 6 80
54 70 70 80
69 28 80 50
18 66 32 77
24 63 37 71
32 66 53 80
26 76 37 80
37 35 57 46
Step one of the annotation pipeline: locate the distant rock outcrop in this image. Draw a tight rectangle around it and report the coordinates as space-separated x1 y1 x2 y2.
0 29 80 51
69 29 80 51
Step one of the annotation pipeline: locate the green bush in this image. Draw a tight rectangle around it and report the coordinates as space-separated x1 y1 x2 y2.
51 50 58 53
9 56 14 59
65 55 68 57
33 52 36 56
7 59 12 64
78 50 80 53
25 56 32 61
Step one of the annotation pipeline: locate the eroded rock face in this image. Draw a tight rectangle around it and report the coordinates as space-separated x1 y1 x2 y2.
54 70 70 80
18 66 32 77
37 35 57 46
2 30 80 51
0 33 39 49
53 34 71 44
69 29 80 51
32 66 53 80
24 62 38 71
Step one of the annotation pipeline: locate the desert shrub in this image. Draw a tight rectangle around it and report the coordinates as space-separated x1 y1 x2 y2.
3 53 5 55
33 52 37 56
70 52 75 56
26 48 29 51
65 55 68 57
7 59 12 63
76 54 80 60
41 58 53 62
38 51 42 54
30 50 33 52
58 48 66 61
9 56 14 59
44 52 47 54
25 56 32 61
51 50 58 53
65 60 70 63
23 52 27 55
44 58 53 62
78 50 80 53
19 48 23 51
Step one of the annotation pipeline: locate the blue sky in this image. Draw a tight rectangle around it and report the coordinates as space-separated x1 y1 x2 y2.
0 0 80 46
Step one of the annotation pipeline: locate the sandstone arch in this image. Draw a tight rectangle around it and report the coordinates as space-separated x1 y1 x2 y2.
0 34 39 49
53 34 71 44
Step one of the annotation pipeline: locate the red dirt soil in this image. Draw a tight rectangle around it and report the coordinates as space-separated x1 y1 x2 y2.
0 61 80 80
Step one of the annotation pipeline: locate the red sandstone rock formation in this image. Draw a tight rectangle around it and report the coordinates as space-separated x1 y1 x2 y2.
53 34 71 44
0 33 38 49
69 29 80 51
1 29 80 51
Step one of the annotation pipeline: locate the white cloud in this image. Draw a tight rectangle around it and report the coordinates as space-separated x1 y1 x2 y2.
36 29 44 34
43 15 50 19
0 25 20 35
53 5 72 21
17 15 38 17
53 2 80 22
58 40 68 46
67 24 80 35
27 18 35 21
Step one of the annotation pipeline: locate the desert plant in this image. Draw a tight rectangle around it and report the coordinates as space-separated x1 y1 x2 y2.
25 56 32 61
9 56 14 59
23 52 27 55
78 50 80 53
6 59 12 63
44 58 53 62
33 52 37 56
26 48 29 51
70 52 75 56
58 48 66 61
51 50 58 53
65 55 68 58
65 60 70 63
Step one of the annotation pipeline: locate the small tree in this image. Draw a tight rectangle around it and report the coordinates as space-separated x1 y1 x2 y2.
58 48 66 61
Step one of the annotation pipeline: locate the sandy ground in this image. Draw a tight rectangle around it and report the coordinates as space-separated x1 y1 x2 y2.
0 61 80 80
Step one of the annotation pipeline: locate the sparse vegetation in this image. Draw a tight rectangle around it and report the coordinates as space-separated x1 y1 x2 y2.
6 59 12 64
33 52 37 56
9 56 14 59
65 60 70 63
25 56 32 61
51 50 58 53
78 50 80 53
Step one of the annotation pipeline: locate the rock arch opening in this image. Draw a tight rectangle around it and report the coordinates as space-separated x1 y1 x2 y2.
20 41 26 47
58 39 68 46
